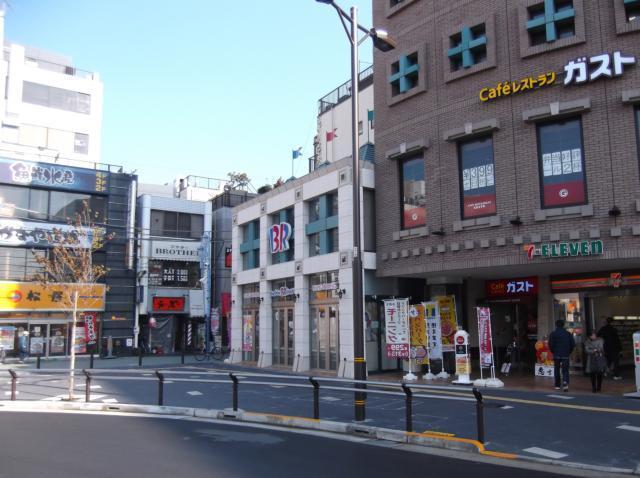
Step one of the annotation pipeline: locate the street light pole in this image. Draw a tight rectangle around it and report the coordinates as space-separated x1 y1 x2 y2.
315 0 396 422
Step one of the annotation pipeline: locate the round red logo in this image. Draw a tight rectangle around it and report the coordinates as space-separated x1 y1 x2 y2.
456 335 464 345
8 290 22 303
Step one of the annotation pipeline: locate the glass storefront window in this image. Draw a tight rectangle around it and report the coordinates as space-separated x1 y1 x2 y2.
553 293 584 369
400 156 426 229
458 136 496 219
537 117 586 208
309 271 340 301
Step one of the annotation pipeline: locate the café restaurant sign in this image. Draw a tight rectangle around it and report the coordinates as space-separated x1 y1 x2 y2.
524 240 603 260
479 51 636 102
486 277 538 298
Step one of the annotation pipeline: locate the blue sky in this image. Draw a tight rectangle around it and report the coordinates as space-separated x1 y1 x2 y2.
5 0 373 189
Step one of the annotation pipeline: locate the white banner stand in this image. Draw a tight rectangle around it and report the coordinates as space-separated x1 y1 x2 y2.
473 307 504 388
452 330 473 385
404 358 418 381
625 331 640 399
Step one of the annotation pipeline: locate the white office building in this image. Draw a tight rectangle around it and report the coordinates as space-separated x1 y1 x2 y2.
0 9 103 167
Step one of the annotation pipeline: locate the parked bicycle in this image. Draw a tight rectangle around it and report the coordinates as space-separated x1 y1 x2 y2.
194 336 227 362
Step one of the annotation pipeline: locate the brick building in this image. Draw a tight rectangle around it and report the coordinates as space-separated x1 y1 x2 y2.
373 0 640 371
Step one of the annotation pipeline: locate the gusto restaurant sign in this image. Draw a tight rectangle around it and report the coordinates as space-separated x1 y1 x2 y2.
479 72 556 102
524 240 603 260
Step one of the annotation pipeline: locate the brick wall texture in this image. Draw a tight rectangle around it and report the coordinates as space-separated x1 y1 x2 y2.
372 0 640 279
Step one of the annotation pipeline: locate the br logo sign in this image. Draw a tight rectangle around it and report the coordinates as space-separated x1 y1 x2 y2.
269 222 292 254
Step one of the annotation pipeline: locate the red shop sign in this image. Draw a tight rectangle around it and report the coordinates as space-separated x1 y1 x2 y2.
486 277 538 298
153 296 185 312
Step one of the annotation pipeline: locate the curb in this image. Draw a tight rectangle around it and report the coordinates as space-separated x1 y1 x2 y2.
0 400 635 475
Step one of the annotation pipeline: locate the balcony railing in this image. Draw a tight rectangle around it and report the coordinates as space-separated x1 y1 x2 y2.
318 65 374 115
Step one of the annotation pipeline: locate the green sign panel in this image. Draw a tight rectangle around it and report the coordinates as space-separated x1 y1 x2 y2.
525 240 603 260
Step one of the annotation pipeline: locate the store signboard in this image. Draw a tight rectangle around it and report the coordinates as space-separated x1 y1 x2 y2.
436 296 458 352
486 277 538 298
477 307 493 367
269 222 292 254
525 240 603 260
189 290 204 317
0 219 97 248
82 312 98 346
151 241 201 262
271 287 296 298
0 282 105 311
242 315 254 352
384 299 410 358
425 301 443 361
0 157 108 193
152 296 185 312
409 304 428 365
479 72 556 102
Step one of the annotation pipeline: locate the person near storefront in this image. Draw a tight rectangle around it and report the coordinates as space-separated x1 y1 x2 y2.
549 319 575 392
597 317 622 380
585 331 606 393
18 330 29 363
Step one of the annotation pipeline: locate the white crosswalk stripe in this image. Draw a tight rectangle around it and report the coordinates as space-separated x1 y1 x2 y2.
102 398 118 403
617 425 640 433
546 394 574 400
523 447 568 459
187 391 202 396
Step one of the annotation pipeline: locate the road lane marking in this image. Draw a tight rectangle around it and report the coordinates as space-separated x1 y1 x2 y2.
101 398 118 403
187 391 202 396
321 396 341 402
617 425 640 432
4 391 18 395
546 394 574 400
523 447 568 459
500 405 514 410
90 385 102 389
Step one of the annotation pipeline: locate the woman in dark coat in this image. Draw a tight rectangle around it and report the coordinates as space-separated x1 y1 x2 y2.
585 331 605 393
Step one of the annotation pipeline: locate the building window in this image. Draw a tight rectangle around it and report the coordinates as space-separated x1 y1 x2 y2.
400 156 426 229
389 52 419 96
0 184 106 223
636 107 640 170
627 0 640 22
527 0 575 46
358 121 363 136
74 133 89 154
270 208 294 264
537 117 586 208
390 0 405 6
22 81 91 114
0 247 45 281
363 189 376 252
306 193 338 257
448 24 487 71
150 211 204 239
458 136 497 219
240 219 260 270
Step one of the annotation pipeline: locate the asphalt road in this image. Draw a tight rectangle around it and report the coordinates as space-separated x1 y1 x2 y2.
0 412 575 478
1 358 640 471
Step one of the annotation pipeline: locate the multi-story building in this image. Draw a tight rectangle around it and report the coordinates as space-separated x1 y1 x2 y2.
0 10 103 167
136 187 213 354
373 0 640 370
230 70 398 377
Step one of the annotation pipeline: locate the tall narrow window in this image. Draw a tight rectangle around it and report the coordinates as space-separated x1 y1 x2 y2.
240 219 260 270
625 0 640 22
635 107 640 170
400 157 426 229
306 194 338 257
459 136 496 219
537 118 586 208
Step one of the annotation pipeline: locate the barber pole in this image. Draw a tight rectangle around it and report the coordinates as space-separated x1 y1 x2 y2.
187 323 192 346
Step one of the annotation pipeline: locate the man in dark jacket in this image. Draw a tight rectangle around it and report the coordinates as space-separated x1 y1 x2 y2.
598 317 622 380
548 320 575 391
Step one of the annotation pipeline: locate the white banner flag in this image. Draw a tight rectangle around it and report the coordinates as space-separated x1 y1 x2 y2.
424 301 443 361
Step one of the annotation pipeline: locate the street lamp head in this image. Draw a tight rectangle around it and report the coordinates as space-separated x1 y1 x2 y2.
315 0 334 3
370 28 396 52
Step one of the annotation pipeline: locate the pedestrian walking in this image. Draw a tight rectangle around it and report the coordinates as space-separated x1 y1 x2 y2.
598 317 622 380
18 330 29 363
585 331 606 393
548 319 575 392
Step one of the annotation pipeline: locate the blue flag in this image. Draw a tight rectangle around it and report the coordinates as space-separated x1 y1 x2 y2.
292 147 303 159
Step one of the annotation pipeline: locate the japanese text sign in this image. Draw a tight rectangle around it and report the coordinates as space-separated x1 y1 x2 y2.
476 307 493 367
425 301 443 361
485 277 538 298
564 51 636 86
384 299 410 358
0 282 105 311
436 296 458 352
152 296 185 312
409 304 429 365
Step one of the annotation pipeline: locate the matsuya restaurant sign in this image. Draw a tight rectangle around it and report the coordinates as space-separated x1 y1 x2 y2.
0 282 106 311
152 296 185 312
486 277 538 298
0 157 108 193
479 51 636 102
524 240 603 260
269 222 292 254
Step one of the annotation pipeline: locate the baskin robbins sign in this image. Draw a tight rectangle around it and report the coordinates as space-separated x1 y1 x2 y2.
269 222 292 254
524 240 603 260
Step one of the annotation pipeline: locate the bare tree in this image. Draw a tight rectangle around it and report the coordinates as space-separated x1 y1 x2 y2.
224 171 251 191
33 203 110 400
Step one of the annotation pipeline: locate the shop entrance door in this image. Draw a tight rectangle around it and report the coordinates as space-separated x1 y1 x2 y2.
273 308 293 366
310 305 339 371
242 309 260 362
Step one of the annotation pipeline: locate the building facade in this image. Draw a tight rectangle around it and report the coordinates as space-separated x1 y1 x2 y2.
0 10 103 167
230 156 398 376
136 193 212 354
373 0 640 370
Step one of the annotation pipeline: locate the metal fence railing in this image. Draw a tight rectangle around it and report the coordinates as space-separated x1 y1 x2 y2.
3 368 487 443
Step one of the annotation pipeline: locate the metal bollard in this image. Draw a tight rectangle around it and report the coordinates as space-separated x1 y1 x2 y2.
229 372 239 411
156 370 165 406
8 369 17 400
36 354 41 369
83 370 91 403
138 347 143 367
89 352 94 369
309 377 320 420
473 387 485 444
401 383 413 432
